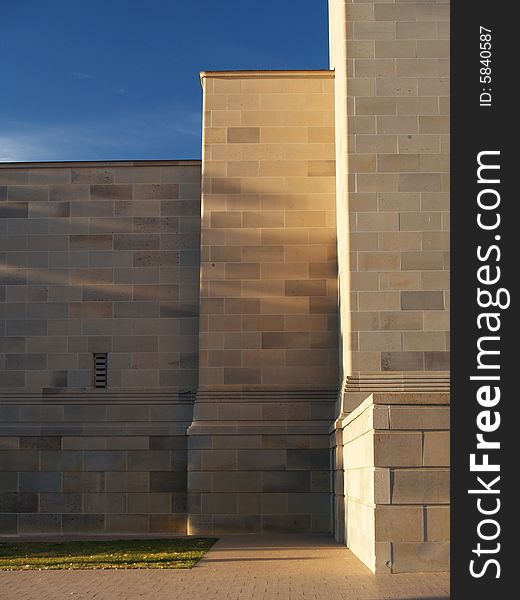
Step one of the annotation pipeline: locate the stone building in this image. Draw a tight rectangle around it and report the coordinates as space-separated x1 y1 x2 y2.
0 1 450 574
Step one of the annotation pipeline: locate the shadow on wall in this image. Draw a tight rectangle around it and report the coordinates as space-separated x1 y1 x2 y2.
0 170 202 390
200 171 339 387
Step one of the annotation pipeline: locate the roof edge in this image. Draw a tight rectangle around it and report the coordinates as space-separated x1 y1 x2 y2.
200 69 334 82
0 159 202 169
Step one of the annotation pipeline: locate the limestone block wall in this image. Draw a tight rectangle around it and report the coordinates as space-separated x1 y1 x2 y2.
0 389 193 536
0 161 201 391
328 0 450 393
187 390 335 535
337 392 449 573
0 161 201 537
199 71 338 389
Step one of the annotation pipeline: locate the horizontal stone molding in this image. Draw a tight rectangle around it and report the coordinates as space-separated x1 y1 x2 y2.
0 389 196 404
196 389 337 400
188 423 332 436
342 373 450 394
0 390 195 438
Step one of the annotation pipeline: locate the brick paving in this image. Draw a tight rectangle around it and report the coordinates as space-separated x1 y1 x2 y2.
0 535 449 600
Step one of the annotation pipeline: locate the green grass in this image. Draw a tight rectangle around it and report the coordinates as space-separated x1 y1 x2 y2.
0 538 217 570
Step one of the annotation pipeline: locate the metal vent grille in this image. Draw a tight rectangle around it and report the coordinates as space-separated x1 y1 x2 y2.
93 353 108 388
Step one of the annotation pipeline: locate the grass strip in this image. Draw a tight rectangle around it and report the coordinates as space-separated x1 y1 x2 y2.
0 537 217 570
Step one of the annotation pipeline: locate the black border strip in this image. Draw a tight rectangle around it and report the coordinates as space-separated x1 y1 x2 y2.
451 1 513 596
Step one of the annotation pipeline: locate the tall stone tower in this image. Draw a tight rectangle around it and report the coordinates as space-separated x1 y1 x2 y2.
188 69 340 536
329 0 450 572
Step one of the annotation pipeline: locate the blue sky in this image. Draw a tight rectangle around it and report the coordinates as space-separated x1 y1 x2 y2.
0 1 329 162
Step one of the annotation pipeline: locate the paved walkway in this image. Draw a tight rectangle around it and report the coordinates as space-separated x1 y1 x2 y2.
0 535 449 600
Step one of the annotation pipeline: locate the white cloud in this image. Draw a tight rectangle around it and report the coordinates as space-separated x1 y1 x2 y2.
0 133 58 162
72 72 94 80
0 108 201 162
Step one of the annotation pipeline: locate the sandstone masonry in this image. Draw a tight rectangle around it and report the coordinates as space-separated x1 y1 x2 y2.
0 0 450 575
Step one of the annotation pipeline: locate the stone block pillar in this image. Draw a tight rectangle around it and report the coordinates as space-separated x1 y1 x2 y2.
329 0 450 394
328 0 450 572
338 392 450 573
197 70 338 390
188 70 339 534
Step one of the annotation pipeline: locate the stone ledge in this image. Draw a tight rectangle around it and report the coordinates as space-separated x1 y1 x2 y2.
200 69 335 81
0 160 202 169
188 422 332 436
340 392 450 430
0 389 196 403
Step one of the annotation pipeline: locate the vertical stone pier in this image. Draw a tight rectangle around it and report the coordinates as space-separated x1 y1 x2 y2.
187 71 339 534
328 0 450 572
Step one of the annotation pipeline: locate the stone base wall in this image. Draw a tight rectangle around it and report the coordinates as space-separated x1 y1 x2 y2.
0 388 336 538
335 392 449 573
0 390 193 536
187 389 335 534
